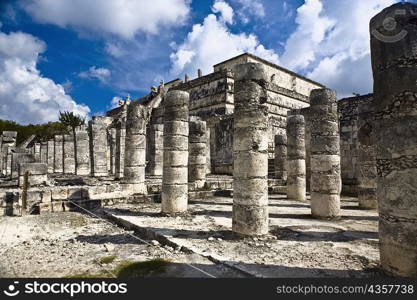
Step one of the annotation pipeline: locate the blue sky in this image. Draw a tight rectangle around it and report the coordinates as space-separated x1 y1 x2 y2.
0 0 412 124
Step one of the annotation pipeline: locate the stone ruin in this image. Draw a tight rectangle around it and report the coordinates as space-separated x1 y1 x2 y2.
0 2 416 278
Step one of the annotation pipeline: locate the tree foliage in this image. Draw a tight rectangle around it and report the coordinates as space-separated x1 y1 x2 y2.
0 119 69 144
58 111 85 133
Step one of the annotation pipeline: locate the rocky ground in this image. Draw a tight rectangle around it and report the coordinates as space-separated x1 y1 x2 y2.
0 193 383 278
0 211 244 278
105 194 383 278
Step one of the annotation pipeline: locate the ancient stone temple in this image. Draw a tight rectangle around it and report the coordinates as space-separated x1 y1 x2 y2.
1 24 417 279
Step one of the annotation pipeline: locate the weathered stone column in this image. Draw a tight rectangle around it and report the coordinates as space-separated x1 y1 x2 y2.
206 126 211 174
75 131 90 176
115 125 126 179
124 102 148 193
63 134 75 174
274 133 287 183
232 63 269 236
189 117 207 189
161 90 189 214
109 128 117 175
54 135 63 174
34 143 41 162
370 2 417 276
309 89 341 218
89 117 110 177
357 101 377 209
286 114 306 201
40 142 47 164
47 140 54 174
146 107 164 176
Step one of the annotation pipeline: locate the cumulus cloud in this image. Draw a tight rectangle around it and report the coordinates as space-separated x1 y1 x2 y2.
0 30 90 124
212 1 234 24
280 0 397 97
78 66 111 84
20 0 190 39
170 3 279 78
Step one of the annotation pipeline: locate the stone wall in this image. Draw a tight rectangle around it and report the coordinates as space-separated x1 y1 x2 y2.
337 94 373 195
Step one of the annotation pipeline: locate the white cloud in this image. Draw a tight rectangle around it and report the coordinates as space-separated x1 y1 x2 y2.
78 66 111 84
0 30 90 124
280 0 397 98
212 1 234 24
234 0 265 23
170 4 279 78
109 96 122 109
20 0 190 39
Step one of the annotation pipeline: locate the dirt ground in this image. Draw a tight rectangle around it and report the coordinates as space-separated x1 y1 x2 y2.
0 193 383 278
0 211 244 278
105 194 382 278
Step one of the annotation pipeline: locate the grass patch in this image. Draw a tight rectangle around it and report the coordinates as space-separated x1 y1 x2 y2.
98 255 117 264
114 258 170 278
67 258 170 278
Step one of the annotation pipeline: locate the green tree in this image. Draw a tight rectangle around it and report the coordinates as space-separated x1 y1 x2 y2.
58 111 86 172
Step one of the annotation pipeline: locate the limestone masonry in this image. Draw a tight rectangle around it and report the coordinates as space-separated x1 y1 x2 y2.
1 2 417 277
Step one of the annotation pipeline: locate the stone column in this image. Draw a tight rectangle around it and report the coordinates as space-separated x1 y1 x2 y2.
63 134 75 174
206 126 211 175
54 135 63 174
357 102 377 209
189 117 207 189
89 117 109 177
161 90 189 214
47 140 54 174
232 63 269 236
40 142 48 164
146 107 164 176
109 128 117 175
75 131 90 176
370 2 417 276
34 143 41 162
309 89 341 218
286 114 306 201
274 133 287 184
124 102 148 193
115 126 126 179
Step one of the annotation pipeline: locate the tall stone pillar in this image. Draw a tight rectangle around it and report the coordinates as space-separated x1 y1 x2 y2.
370 2 417 276
357 101 377 209
47 140 54 174
274 133 287 184
115 125 126 179
54 135 63 174
63 134 75 174
40 142 48 164
286 114 306 201
124 102 148 193
146 107 164 176
309 89 341 218
206 126 211 175
189 117 207 189
89 117 110 177
161 90 189 214
34 143 41 162
232 63 269 236
75 131 90 176
109 128 117 175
